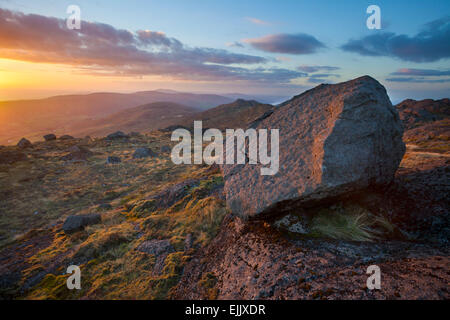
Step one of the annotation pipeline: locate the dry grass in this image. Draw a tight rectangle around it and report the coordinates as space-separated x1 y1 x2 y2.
310 205 395 242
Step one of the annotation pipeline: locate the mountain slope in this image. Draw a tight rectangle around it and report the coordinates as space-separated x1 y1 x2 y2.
69 102 200 137
177 99 274 131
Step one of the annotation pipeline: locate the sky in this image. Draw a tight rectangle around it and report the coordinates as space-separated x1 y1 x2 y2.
0 0 449 103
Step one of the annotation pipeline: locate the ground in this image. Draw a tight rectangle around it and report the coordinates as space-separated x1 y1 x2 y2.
0 127 448 300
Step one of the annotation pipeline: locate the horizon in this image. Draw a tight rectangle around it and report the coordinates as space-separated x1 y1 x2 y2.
0 0 449 103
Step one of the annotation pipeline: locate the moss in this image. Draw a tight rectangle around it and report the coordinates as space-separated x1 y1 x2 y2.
27 273 82 300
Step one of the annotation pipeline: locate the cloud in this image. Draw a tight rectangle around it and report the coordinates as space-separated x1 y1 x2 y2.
386 67 450 83
0 8 306 84
390 68 450 76
386 77 450 83
226 41 245 48
243 33 326 54
297 65 340 73
246 17 272 26
306 73 340 84
341 16 450 62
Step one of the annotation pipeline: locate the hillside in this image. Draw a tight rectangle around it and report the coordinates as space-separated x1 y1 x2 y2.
176 99 274 131
0 83 448 300
68 102 200 138
0 91 232 145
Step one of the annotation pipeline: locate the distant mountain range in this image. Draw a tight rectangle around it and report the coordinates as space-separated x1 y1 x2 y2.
1 87 448 148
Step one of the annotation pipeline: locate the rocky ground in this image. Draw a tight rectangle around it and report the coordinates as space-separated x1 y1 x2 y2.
0 97 448 300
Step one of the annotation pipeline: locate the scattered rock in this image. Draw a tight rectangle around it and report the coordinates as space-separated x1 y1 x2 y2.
161 145 171 153
146 178 206 210
137 239 174 256
222 76 405 219
43 134 56 141
62 214 101 234
106 131 129 140
273 214 308 234
136 239 175 275
129 131 140 137
132 147 157 159
59 135 74 140
61 145 93 161
106 156 121 164
106 156 122 164
17 138 32 149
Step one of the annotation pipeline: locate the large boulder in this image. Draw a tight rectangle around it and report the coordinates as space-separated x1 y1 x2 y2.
62 214 101 234
222 76 405 219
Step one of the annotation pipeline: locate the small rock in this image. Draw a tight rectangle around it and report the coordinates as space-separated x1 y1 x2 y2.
61 145 93 161
137 239 174 256
132 147 157 159
161 145 171 153
62 214 101 234
59 135 74 140
106 156 121 164
17 138 32 149
43 134 56 141
106 131 129 140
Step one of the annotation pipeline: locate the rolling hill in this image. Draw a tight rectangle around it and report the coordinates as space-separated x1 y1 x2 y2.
69 102 200 137
0 91 232 144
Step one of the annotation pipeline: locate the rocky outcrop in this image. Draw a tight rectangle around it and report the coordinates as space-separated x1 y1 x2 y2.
222 76 405 219
396 98 450 130
174 214 449 300
62 214 101 234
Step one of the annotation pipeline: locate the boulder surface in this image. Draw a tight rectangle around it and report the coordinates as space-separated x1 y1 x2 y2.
222 76 405 219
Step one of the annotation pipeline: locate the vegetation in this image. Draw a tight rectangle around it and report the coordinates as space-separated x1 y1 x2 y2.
0 131 227 299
